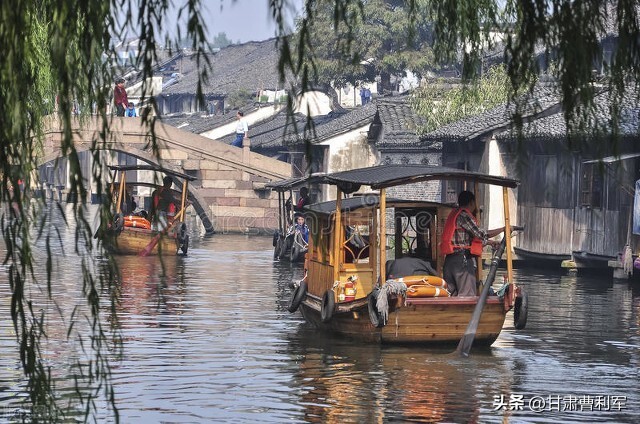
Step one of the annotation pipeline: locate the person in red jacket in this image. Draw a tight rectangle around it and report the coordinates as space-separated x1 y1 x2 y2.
113 78 128 117
440 191 504 296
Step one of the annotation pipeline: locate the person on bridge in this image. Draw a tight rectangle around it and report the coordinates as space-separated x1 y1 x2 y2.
150 176 177 230
232 111 249 147
114 78 128 117
125 102 137 117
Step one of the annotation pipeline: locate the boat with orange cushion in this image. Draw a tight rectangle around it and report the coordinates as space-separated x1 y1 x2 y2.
285 164 528 347
103 164 196 256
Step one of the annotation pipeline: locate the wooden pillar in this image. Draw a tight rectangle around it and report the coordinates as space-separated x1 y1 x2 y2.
333 188 343 283
180 180 188 223
380 188 387 285
474 181 482 282
116 170 125 214
503 187 514 287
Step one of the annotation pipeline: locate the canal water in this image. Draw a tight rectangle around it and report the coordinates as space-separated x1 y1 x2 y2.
0 206 638 423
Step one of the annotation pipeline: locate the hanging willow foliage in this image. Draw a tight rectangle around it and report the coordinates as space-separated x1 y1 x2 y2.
0 0 209 421
3 0 639 421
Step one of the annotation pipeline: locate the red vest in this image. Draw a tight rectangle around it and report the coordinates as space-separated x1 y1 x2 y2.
440 208 483 256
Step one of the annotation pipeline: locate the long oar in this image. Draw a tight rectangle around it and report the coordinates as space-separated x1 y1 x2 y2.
455 237 507 356
139 209 184 257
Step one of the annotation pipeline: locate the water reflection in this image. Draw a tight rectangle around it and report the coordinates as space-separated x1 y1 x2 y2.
0 230 638 423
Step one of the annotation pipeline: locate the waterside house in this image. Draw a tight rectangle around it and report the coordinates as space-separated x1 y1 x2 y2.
423 85 640 273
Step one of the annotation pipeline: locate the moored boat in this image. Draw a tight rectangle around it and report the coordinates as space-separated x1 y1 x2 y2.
287 164 528 347
266 176 311 262
103 164 196 256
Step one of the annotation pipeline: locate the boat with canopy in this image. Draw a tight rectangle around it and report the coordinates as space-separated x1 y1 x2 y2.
286 164 528 347
102 164 196 256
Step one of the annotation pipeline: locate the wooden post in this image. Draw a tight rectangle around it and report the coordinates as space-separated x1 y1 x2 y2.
503 187 514 287
380 188 387 285
333 187 343 283
474 181 482 283
116 171 125 214
180 180 188 223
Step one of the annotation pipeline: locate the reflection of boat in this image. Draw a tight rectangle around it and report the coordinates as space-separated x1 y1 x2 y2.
287 326 492 423
103 164 196 256
286 165 528 346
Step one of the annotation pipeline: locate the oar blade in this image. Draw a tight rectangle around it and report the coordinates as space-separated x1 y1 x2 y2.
454 239 507 357
139 234 161 256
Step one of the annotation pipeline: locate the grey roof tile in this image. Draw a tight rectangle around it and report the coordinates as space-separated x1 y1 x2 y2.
162 39 287 96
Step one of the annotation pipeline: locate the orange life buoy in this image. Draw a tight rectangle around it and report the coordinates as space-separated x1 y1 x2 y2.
406 285 450 298
124 215 151 230
396 275 447 288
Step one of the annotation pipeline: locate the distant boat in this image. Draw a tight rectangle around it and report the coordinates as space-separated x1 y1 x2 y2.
102 164 195 256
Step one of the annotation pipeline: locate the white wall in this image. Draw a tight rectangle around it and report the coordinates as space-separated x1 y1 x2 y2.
200 104 285 140
295 91 333 116
317 124 377 201
334 82 378 108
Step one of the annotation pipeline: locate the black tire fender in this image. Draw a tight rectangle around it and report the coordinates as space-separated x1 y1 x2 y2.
273 236 282 260
178 222 188 242
180 234 189 255
289 243 298 262
320 289 336 323
514 290 529 330
288 281 307 313
113 213 124 233
368 288 385 328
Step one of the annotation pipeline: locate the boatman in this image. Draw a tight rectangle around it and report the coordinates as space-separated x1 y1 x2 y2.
440 191 504 296
150 176 177 230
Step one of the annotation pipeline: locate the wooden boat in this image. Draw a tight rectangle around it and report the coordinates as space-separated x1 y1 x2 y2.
287 164 528 346
266 176 311 262
513 246 570 267
104 164 196 256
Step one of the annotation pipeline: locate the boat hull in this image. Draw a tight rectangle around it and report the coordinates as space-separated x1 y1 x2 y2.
109 227 179 256
299 295 507 345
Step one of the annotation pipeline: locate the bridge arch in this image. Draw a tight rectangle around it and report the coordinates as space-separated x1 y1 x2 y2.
40 116 292 235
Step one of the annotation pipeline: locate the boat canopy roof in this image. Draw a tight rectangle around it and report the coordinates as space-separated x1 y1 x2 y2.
108 164 197 181
316 164 518 193
265 173 327 192
265 176 309 192
304 195 446 215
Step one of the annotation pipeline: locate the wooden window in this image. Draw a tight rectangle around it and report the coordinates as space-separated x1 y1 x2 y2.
580 163 602 208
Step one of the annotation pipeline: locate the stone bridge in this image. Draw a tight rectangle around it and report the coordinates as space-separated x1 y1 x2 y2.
41 116 292 234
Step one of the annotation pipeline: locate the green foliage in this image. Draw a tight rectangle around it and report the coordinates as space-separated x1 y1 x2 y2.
227 89 254 109
0 0 210 421
412 65 510 133
290 0 435 90
274 0 640 148
211 31 233 48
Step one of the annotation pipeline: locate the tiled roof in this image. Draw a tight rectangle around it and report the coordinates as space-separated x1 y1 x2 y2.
496 88 640 140
423 84 562 142
373 96 431 149
159 104 268 134
159 112 231 134
249 105 376 150
161 39 289 96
